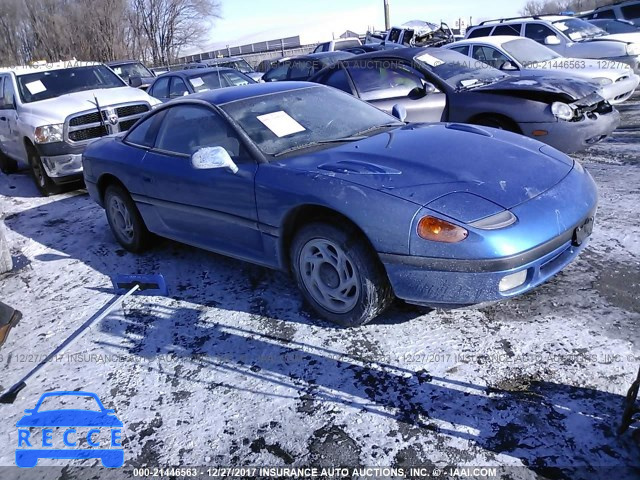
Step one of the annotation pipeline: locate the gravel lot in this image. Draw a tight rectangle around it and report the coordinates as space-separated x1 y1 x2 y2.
0 94 638 480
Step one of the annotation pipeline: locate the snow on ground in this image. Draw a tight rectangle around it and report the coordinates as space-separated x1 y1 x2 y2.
0 95 639 480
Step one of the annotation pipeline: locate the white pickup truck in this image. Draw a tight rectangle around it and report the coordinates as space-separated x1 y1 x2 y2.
0 61 160 195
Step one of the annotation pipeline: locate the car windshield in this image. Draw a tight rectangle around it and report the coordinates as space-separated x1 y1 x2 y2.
552 18 608 41
188 71 253 92
413 49 507 90
220 86 402 156
596 20 640 33
219 59 254 73
502 38 561 65
110 62 153 83
17 65 125 103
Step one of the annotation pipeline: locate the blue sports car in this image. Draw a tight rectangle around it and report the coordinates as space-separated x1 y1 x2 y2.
82 82 597 326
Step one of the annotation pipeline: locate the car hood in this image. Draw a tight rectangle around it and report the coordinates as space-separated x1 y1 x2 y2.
20 86 160 124
473 75 599 102
594 32 640 44
283 123 574 215
16 410 123 427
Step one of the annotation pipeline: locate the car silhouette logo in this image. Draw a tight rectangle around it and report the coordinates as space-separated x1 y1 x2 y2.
15 391 124 468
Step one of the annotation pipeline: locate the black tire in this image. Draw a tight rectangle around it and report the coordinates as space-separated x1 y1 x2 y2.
291 222 393 327
27 146 61 196
104 184 152 252
473 115 519 133
0 151 18 174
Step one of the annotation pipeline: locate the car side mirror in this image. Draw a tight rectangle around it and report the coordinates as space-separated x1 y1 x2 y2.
191 146 238 174
422 81 437 94
544 35 561 45
391 104 407 122
500 61 518 71
129 76 143 88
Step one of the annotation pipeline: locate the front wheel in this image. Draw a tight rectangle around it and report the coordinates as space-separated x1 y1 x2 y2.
104 184 152 252
28 147 61 196
291 222 393 327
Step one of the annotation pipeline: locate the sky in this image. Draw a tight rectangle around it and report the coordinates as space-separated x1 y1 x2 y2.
185 0 531 55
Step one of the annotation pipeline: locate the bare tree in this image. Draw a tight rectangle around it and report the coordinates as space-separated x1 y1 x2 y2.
130 0 221 65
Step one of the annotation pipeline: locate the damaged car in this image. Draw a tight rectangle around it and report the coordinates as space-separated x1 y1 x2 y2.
384 20 455 47
83 83 597 327
310 48 620 153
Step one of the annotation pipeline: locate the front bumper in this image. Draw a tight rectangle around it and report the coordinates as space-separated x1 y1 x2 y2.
379 165 598 307
601 74 640 105
381 228 589 307
520 108 620 154
40 153 83 182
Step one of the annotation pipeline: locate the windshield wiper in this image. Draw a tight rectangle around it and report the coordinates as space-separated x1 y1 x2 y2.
273 124 401 157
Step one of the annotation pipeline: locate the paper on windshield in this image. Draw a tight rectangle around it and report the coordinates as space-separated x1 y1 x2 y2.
257 111 305 138
113 67 122 74
568 32 582 41
555 22 568 31
416 52 445 67
25 80 46 95
191 77 205 87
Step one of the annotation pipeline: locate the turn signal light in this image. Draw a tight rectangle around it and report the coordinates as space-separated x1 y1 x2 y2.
417 216 468 243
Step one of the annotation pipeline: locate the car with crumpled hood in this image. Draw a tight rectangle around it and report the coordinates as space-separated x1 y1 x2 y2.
310 47 620 153
446 35 639 104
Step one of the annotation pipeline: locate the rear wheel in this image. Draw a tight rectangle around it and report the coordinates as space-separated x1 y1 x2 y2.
28 146 61 196
291 222 393 327
104 184 152 252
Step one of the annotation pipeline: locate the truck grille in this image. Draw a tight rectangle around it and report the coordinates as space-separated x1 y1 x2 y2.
65 102 150 144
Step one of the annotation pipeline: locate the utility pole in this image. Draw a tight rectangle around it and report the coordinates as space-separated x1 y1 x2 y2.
384 0 390 30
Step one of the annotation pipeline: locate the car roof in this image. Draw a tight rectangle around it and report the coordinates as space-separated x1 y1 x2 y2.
336 47 434 62
449 35 523 47
157 67 240 78
172 81 320 105
473 15 571 27
293 51 355 60
106 60 142 66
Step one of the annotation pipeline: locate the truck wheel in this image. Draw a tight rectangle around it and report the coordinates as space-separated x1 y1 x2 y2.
104 184 152 252
291 222 393 327
0 151 18 174
28 147 61 196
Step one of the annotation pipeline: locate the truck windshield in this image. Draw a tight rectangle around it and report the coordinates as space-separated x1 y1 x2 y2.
109 62 154 83
16 65 125 103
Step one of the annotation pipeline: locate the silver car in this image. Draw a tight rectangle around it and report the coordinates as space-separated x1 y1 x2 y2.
447 35 640 104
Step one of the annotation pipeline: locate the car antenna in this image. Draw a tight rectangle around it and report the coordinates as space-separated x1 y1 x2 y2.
88 95 108 135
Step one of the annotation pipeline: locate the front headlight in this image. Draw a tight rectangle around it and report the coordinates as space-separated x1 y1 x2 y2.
593 77 613 86
34 124 64 144
626 43 640 56
551 102 574 121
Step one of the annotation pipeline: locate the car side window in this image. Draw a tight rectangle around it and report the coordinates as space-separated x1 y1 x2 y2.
325 67 353 93
154 105 245 160
169 77 189 98
288 60 313 80
524 23 558 43
3 76 15 108
348 62 424 101
388 28 402 43
471 46 511 69
263 63 289 82
493 23 522 35
594 9 616 19
125 110 167 148
621 4 640 20
467 26 492 38
150 77 170 98
449 45 469 55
